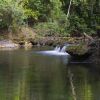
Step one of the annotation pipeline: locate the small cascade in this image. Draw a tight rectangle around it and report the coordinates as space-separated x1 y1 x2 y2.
37 44 70 56
60 46 66 52
54 46 61 52
54 45 69 53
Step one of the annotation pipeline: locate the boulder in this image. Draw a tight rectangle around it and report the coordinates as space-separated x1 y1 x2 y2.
66 44 92 60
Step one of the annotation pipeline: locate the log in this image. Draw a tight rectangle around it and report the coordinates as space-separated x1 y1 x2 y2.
83 32 94 41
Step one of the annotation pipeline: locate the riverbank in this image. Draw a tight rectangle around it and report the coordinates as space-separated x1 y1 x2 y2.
0 32 100 65
0 40 19 49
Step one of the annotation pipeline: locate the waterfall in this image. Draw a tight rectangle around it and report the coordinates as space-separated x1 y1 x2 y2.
37 44 69 56
54 45 68 53
54 46 61 52
60 46 66 52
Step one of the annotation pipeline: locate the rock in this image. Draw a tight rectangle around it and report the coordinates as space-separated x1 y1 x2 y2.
0 40 19 49
89 39 100 65
66 38 100 65
24 41 33 49
66 44 92 60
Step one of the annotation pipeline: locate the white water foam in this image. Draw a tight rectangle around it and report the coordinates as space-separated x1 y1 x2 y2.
37 45 69 56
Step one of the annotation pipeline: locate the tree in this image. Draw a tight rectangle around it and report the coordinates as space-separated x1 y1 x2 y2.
61 0 100 35
0 0 26 30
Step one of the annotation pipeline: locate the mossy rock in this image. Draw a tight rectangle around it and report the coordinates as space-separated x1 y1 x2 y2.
67 44 88 55
66 44 92 60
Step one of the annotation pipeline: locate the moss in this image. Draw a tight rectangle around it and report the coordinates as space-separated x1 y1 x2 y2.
67 44 89 55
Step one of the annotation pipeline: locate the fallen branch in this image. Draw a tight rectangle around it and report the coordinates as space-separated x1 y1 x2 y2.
83 32 94 41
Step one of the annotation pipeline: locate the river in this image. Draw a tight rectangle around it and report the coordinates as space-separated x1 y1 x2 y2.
0 47 100 100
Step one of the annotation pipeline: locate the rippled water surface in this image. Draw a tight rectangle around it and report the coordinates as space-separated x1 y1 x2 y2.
0 47 100 100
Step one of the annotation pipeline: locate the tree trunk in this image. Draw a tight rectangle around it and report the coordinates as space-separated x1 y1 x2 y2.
66 0 72 19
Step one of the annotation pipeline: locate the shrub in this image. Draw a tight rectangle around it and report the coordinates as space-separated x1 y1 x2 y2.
34 21 70 37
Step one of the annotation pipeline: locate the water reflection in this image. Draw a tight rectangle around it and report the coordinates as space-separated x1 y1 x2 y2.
0 48 100 100
68 63 100 100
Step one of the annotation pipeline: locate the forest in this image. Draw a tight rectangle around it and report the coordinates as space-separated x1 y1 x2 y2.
0 0 99 37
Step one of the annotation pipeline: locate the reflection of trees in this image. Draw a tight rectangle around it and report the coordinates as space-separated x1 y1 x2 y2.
27 56 72 100
0 50 100 100
0 50 31 100
12 52 30 100
67 64 94 100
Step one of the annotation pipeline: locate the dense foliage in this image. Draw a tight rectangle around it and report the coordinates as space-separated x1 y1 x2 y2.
0 0 100 36
0 0 26 31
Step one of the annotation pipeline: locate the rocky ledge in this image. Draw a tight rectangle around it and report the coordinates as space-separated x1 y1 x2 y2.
0 40 19 50
66 44 92 60
66 38 100 65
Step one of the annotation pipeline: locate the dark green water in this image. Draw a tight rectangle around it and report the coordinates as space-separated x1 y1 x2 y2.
0 47 100 100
